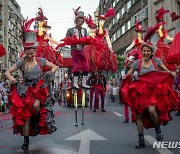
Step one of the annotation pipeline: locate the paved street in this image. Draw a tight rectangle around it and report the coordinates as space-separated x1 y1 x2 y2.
0 99 180 154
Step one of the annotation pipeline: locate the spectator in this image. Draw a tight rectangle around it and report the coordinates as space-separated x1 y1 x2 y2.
2 83 10 113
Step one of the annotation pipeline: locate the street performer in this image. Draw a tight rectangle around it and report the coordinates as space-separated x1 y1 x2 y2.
93 69 106 112
66 7 90 89
5 31 58 151
121 41 178 149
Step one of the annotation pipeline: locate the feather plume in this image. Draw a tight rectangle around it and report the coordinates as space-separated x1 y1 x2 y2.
170 12 180 21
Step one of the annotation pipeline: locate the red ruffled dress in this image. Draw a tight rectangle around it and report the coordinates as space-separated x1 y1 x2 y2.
167 32 180 65
154 30 176 71
9 58 57 136
95 29 117 73
36 34 62 71
120 58 178 128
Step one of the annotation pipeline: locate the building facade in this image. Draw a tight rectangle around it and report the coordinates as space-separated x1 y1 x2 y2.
0 0 23 75
148 0 180 40
98 0 180 55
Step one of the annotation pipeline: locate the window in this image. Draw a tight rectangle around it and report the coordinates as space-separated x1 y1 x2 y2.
112 18 115 25
113 0 116 8
127 20 131 30
127 0 131 10
117 28 121 38
122 24 125 34
122 7 125 16
117 12 120 20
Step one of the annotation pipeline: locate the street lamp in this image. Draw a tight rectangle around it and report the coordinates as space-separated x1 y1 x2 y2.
141 0 145 37
0 60 2 77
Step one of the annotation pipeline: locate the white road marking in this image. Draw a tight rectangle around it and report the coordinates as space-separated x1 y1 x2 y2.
66 129 107 154
112 111 123 117
145 135 173 154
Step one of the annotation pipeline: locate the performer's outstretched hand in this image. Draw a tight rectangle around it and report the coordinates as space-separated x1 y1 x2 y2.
122 74 127 80
10 77 17 84
170 71 176 77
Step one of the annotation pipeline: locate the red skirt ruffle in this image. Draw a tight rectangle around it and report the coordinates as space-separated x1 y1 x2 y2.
9 79 50 136
167 32 180 65
120 72 178 128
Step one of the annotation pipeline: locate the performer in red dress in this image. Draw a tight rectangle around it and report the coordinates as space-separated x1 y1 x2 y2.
121 42 178 149
151 7 175 71
125 20 144 60
5 25 58 151
20 8 62 71
167 11 180 65
95 8 117 73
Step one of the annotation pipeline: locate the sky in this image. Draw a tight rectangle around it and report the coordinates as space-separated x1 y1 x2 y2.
16 0 99 41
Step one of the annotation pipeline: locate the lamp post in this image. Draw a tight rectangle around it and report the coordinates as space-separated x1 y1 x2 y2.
0 60 2 77
141 0 145 37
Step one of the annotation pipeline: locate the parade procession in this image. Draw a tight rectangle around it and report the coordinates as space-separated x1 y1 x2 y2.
0 0 180 153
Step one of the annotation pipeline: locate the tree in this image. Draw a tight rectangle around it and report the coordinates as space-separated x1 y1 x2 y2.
116 55 125 72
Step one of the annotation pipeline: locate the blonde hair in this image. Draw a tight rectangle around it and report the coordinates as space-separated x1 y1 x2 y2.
22 56 32 71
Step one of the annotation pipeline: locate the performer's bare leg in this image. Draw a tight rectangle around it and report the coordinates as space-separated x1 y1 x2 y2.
33 99 40 116
33 99 40 132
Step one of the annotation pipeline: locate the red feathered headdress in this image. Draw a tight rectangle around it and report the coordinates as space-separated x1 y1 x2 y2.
96 8 115 20
22 17 38 49
35 8 48 21
73 6 81 16
170 12 180 21
144 22 165 42
156 7 169 21
73 7 85 22
85 14 97 29
135 20 144 33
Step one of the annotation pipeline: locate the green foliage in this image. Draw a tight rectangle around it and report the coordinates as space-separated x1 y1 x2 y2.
116 55 125 71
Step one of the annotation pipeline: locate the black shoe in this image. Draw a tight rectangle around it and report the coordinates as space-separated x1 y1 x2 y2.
162 121 169 126
123 119 129 123
93 109 96 112
21 136 29 151
155 126 163 141
175 112 180 116
135 141 145 149
21 143 29 151
135 134 145 149
101 109 106 112
156 133 163 141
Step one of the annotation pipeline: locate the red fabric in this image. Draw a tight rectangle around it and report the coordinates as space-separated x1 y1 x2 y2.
154 31 176 71
9 80 50 136
55 36 106 51
71 50 89 73
167 32 180 65
0 44 6 57
61 58 72 68
120 71 178 128
84 45 97 72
